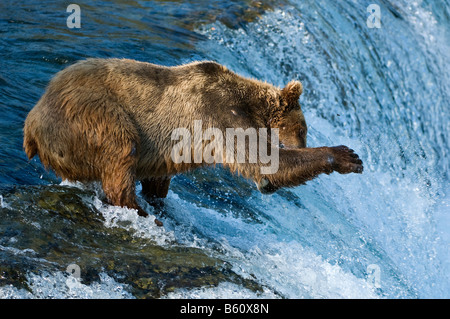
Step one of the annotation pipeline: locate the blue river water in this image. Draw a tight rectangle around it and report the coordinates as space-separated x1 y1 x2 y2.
0 0 449 298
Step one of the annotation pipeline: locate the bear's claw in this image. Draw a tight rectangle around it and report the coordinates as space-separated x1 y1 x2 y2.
330 145 364 174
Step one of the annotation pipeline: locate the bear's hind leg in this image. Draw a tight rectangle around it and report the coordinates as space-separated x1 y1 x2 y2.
102 164 146 217
102 160 164 226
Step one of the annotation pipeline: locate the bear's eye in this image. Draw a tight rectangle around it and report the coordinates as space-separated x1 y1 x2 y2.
279 142 285 149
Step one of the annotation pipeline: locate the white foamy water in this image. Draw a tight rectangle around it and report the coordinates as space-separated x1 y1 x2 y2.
0 271 133 299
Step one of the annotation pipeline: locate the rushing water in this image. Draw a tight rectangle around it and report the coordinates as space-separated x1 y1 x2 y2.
0 0 449 299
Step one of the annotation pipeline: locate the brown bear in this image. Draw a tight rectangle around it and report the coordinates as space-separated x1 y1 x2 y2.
23 58 363 225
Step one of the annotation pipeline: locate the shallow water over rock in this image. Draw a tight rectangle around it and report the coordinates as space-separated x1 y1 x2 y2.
0 185 263 298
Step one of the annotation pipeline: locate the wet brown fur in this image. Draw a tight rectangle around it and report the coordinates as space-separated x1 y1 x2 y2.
23 58 363 219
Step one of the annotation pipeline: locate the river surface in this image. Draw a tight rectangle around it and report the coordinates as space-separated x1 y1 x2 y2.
0 0 449 298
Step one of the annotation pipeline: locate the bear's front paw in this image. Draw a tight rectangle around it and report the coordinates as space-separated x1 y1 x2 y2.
329 145 363 174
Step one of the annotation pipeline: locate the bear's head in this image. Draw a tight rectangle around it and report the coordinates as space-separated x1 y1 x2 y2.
256 80 307 194
272 80 307 149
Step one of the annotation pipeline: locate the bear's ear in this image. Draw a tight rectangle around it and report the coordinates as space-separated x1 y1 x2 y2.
281 80 303 104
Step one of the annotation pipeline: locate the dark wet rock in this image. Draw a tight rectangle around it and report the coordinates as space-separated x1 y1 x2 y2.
0 185 263 298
